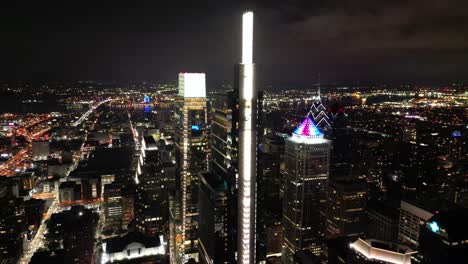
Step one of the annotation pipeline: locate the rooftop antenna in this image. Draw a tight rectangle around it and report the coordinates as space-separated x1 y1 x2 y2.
317 73 321 101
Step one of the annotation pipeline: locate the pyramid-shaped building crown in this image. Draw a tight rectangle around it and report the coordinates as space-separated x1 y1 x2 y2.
291 116 325 143
293 116 322 136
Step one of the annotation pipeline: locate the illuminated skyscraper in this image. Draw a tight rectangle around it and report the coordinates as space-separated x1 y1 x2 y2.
135 136 169 236
282 117 331 263
174 73 209 261
238 11 257 264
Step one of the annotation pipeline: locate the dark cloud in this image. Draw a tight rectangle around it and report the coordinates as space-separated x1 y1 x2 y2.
252 0 468 83
0 0 467 85
287 0 468 51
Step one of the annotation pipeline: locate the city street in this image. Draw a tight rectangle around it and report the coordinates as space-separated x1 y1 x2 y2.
19 195 60 264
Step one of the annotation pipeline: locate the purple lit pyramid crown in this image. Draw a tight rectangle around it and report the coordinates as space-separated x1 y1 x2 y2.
292 116 323 141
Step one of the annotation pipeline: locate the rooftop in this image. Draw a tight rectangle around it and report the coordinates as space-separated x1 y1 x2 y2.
104 231 161 253
350 238 416 264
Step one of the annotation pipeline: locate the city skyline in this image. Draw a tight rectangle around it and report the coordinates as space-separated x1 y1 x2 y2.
0 3 467 264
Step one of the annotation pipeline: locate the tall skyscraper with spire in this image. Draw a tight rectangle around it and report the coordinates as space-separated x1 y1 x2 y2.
282 116 331 263
174 72 209 262
238 11 257 264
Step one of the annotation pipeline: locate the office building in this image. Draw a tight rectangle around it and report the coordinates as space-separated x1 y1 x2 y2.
174 72 209 261
30 250 66 264
24 198 46 237
58 181 81 204
398 199 454 248
210 90 238 187
121 185 136 230
135 136 169 236
282 116 331 263
13 172 35 192
101 232 167 263
258 133 283 208
104 183 123 233
327 236 416 264
418 208 468 263
402 119 417 143
210 89 240 262
349 238 416 264
198 171 229 264
32 140 50 160
264 219 283 258
46 206 99 263
326 179 367 239
257 134 284 260
0 196 25 264
398 200 433 248
367 200 400 242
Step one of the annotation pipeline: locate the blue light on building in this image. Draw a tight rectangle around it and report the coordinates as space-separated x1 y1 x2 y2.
452 131 462 137
144 95 151 104
192 125 200 131
429 221 440 233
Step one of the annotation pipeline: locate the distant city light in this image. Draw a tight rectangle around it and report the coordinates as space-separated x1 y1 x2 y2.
144 95 150 104
191 125 200 131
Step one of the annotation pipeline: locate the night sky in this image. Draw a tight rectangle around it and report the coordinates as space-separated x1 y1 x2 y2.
1 0 467 86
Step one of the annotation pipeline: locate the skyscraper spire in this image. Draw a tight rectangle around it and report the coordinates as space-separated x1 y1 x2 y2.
238 10 257 264
309 74 331 129
317 73 321 101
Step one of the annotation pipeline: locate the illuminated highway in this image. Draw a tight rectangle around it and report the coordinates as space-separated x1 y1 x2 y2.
71 98 115 127
0 114 55 176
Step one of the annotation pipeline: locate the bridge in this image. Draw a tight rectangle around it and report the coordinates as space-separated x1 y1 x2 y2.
71 98 115 127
